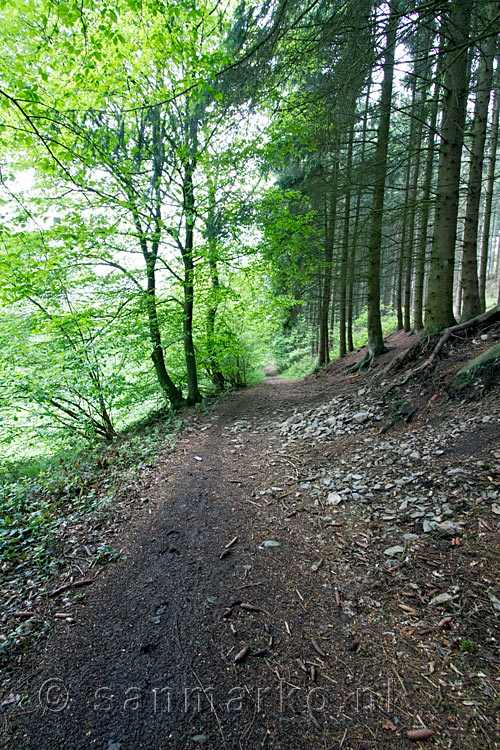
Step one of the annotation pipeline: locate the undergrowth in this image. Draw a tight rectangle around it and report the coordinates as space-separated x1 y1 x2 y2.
273 306 399 378
0 409 181 573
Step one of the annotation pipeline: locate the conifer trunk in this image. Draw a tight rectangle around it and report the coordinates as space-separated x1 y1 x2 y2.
365 3 398 359
479 67 500 311
425 1 472 333
461 21 496 320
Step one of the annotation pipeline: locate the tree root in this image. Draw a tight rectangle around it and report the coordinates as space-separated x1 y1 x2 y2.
390 304 500 387
346 351 374 374
373 339 425 383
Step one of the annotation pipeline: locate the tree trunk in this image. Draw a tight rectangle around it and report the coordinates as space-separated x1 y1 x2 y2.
460 19 496 320
479 65 500 311
347 81 371 352
206 254 225 391
404 41 427 332
396 244 404 329
318 168 337 368
182 160 202 404
126 112 185 412
205 182 225 391
146 260 184 409
424 1 472 333
400 131 413 332
136 207 184 409
413 40 441 329
339 123 354 357
365 4 398 359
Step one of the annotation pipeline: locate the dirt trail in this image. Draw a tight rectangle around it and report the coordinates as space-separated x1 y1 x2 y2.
2 378 345 749
2 353 499 749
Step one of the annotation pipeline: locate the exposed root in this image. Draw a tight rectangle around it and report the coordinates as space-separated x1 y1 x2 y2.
372 338 425 383
391 305 500 386
346 352 374 374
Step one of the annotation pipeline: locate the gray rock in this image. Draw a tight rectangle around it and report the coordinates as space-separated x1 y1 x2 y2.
384 545 405 556
433 520 463 536
429 592 454 606
327 492 343 506
352 412 371 424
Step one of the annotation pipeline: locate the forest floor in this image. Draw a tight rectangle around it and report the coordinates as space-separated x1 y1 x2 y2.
1 329 499 750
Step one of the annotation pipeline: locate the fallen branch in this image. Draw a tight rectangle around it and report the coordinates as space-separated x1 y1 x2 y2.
12 611 38 619
48 578 96 598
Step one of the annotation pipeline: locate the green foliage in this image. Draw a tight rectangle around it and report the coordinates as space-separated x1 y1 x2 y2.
460 640 476 654
0 410 180 571
95 543 123 564
257 187 319 302
272 318 315 378
350 306 399 351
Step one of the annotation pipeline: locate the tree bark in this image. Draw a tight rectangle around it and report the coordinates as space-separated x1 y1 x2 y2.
146 273 184 409
125 108 185 411
424 1 472 333
413 32 443 329
365 3 398 359
404 41 426 332
396 244 404 329
205 181 225 391
339 122 354 357
479 65 500 311
131 195 184 410
182 159 202 404
460 18 496 320
347 81 372 352
317 166 337 368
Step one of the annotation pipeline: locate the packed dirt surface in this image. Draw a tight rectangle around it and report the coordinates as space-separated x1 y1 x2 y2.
1 331 499 749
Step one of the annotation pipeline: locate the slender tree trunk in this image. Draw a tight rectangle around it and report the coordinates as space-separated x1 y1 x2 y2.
461 21 496 320
145 257 184 409
479 65 500 311
404 47 426 332
134 200 184 409
205 182 225 391
318 167 338 367
126 110 185 411
330 275 338 333
413 32 443 329
311 301 319 357
400 135 413 332
347 81 371 352
425 1 472 333
182 160 202 404
206 252 225 391
396 244 404 329
365 4 398 359
347 260 355 351
339 123 354 357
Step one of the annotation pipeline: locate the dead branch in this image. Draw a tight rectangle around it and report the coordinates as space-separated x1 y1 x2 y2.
47 578 96 598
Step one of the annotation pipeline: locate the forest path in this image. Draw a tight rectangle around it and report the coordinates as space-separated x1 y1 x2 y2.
3 345 499 750
3 375 356 750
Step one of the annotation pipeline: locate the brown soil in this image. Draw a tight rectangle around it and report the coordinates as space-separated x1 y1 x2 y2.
1 332 499 750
